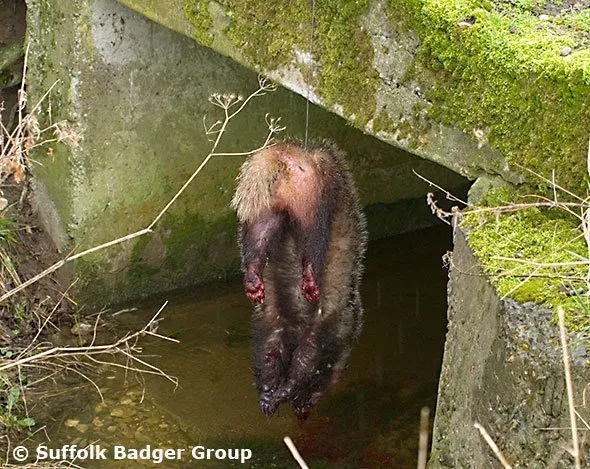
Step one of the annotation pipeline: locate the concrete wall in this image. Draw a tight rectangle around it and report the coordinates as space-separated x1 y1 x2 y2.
430 228 590 467
26 0 467 306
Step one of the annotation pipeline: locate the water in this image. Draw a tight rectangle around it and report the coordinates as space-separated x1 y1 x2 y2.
30 225 451 468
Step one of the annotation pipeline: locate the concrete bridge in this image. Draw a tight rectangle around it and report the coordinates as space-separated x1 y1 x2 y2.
25 0 590 306
23 0 590 466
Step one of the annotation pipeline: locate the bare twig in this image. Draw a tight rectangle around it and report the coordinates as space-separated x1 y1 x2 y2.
413 170 469 206
283 436 309 469
557 305 582 469
584 137 590 291
426 192 455 225
0 302 178 388
474 422 512 469
417 406 430 469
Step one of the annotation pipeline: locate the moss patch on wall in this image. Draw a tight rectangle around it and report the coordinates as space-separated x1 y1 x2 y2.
182 0 379 128
387 0 590 193
463 188 590 331
182 0 213 46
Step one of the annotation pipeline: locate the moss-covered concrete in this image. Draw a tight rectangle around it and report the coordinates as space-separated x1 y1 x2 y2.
118 0 589 191
430 227 590 467
388 0 590 194
463 186 590 331
26 0 467 306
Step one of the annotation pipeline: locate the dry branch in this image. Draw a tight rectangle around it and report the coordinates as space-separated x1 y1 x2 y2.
0 76 283 303
283 436 309 469
417 406 430 469
0 302 178 397
474 422 512 469
558 305 582 469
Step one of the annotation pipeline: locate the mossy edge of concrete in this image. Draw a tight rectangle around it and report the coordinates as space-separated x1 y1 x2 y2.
462 186 590 332
119 0 590 193
386 0 590 194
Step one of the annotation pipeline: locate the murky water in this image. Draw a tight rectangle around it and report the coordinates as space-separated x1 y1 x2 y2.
30 225 451 468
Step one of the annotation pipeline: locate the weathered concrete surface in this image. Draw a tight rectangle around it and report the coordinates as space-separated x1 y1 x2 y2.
117 0 520 185
430 228 590 468
26 0 467 306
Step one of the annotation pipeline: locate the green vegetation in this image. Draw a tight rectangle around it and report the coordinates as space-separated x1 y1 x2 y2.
0 378 36 433
464 187 590 331
386 0 590 193
184 0 379 127
313 1 378 126
183 0 214 47
0 213 37 434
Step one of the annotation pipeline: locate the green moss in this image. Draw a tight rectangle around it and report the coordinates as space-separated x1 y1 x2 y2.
464 193 590 330
161 213 208 269
372 107 431 151
127 233 158 289
313 0 378 126
372 109 396 134
183 0 213 47
225 0 308 69
186 0 380 128
386 0 590 193
74 258 107 305
127 261 159 288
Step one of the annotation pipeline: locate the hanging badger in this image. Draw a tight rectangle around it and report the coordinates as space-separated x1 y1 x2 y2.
231 140 367 420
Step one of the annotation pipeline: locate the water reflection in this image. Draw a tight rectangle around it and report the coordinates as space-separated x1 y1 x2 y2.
35 225 451 468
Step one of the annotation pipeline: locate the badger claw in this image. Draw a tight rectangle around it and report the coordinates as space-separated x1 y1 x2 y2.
259 390 278 416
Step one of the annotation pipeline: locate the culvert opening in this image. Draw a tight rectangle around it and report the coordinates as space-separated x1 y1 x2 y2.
30 171 472 469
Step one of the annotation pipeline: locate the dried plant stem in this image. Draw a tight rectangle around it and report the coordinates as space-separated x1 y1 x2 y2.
557 305 582 469
0 228 151 302
474 422 512 469
0 77 282 303
417 406 430 469
584 137 590 291
0 301 178 388
413 170 468 206
283 437 309 469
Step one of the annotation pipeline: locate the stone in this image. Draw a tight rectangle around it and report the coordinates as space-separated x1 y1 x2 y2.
92 417 104 428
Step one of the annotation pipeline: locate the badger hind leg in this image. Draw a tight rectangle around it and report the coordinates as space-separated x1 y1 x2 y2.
252 246 302 416
293 201 331 303
240 212 285 304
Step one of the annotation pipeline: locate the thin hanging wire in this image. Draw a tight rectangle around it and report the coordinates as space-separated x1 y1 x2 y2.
304 0 316 149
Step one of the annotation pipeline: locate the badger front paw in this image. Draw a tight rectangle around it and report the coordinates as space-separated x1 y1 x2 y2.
259 389 279 416
244 270 265 303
